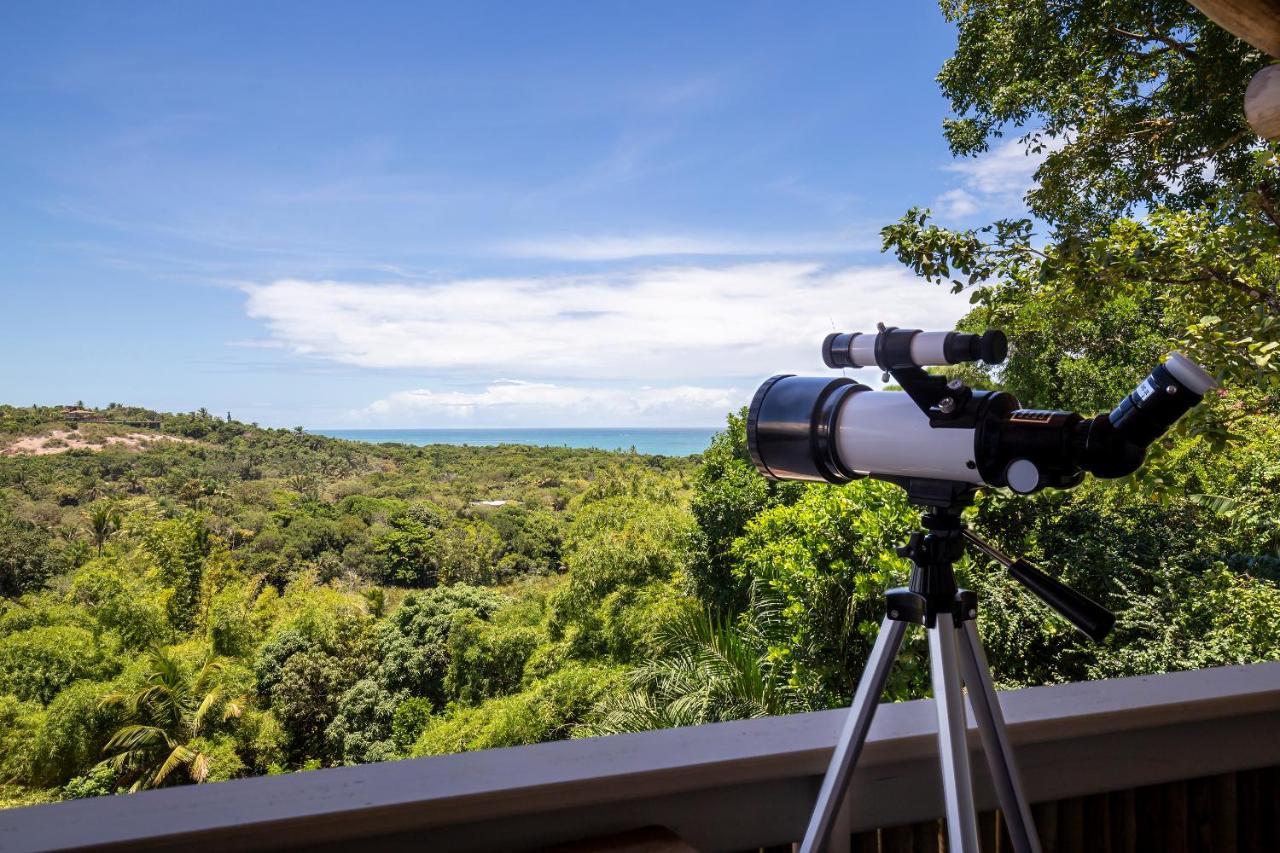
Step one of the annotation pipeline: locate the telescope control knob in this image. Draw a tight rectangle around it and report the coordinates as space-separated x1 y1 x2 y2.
1005 458 1041 494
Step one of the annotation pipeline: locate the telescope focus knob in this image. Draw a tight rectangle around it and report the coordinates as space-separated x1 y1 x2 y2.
1005 458 1041 494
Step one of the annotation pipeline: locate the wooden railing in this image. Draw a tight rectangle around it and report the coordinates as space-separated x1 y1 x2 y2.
2 663 1278 852
849 766 1280 852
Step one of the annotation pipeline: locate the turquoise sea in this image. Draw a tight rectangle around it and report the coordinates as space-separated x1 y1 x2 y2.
311 427 721 457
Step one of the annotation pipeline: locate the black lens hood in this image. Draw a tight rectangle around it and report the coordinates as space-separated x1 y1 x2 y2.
747 375 867 483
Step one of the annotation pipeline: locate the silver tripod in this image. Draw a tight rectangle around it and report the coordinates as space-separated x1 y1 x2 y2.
799 502 1042 853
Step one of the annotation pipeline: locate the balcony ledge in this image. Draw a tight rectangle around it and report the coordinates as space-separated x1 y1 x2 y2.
2 662 1279 852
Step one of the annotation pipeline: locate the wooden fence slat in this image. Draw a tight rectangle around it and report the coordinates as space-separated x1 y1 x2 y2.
1188 776 1214 853
911 820 940 853
1107 788 1137 853
1211 771 1237 853
1262 766 1280 851
852 829 880 853
1164 779 1191 853
978 811 997 853
1082 793 1110 853
998 808 1014 853
1032 801 1058 853
1136 780 1162 852
881 824 914 853
1056 797 1084 853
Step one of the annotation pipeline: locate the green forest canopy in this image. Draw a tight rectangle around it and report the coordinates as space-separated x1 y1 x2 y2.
2 0 1279 809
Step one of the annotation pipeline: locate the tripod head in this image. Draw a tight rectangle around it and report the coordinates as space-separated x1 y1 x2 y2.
892 485 1114 642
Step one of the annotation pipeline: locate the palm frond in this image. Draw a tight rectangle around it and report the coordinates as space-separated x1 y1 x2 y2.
103 724 173 753
152 744 197 787
189 752 211 784
192 686 224 735
1191 493 1241 516
100 646 241 791
592 609 780 732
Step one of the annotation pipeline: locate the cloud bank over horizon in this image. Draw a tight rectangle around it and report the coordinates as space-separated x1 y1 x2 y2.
230 128 1056 428
360 380 741 428
242 260 970 426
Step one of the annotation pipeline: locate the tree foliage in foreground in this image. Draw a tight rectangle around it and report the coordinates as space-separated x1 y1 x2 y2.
937 0 1273 229
885 0 1280 443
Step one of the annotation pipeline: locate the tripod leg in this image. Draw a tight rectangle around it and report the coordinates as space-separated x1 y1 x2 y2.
799 617 908 853
929 613 981 853
957 619 1042 853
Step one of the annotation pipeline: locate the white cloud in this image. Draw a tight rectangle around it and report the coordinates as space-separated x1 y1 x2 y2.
934 188 980 218
241 261 970 382
226 338 286 349
360 380 740 427
497 231 876 261
934 135 1068 218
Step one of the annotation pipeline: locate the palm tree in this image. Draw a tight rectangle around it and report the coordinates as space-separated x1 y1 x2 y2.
85 503 122 556
98 648 246 791
583 611 786 736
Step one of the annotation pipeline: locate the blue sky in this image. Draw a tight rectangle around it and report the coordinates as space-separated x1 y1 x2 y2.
0 2 1047 427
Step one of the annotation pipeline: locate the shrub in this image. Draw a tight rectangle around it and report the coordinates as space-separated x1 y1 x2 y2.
0 626 119 705
62 763 118 800
327 678 399 766
0 694 45 784
732 481 922 709
444 614 540 705
410 664 623 757
374 585 505 701
30 680 120 787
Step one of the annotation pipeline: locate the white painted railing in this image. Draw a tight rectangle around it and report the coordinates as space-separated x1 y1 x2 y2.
2 663 1279 852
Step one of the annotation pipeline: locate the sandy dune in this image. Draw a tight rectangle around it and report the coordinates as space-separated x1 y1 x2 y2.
0 429 193 456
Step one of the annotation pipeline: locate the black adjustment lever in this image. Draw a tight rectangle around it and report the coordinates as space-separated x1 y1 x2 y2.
962 529 1115 642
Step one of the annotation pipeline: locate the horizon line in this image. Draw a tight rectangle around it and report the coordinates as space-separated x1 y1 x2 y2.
309 425 726 431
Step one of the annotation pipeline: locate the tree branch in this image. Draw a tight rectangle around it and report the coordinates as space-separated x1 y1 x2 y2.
1203 265 1280 315
1109 26 1197 60
1160 130 1250 181
1255 183 1280 236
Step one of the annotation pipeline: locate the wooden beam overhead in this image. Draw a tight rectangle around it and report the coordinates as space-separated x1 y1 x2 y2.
1189 0 1280 58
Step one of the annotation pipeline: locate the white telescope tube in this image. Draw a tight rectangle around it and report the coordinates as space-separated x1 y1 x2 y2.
834 391 983 484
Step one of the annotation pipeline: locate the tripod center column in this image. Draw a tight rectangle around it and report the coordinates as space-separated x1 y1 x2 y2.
901 506 966 623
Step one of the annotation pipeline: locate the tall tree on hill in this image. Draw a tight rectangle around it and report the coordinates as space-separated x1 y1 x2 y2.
85 503 121 557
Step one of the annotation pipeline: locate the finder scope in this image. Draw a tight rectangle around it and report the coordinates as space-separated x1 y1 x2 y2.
823 328 1008 370
747 326 1216 496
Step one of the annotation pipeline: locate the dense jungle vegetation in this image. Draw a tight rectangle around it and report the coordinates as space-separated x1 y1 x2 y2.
3 0 1279 811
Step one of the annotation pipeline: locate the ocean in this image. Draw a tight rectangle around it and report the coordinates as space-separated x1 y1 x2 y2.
310 427 722 457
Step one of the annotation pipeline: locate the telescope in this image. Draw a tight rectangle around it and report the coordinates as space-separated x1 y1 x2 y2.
748 325 1216 853
748 325 1215 495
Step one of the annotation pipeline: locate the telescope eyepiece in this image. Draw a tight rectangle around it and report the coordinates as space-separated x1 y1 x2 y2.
821 332 859 370
967 329 1008 366
1108 353 1217 448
